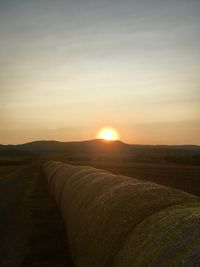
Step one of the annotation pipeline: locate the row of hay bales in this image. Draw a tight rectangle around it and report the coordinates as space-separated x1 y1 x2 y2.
44 161 200 267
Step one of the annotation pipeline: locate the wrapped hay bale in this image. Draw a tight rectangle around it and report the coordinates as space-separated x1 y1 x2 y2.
44 161 200 267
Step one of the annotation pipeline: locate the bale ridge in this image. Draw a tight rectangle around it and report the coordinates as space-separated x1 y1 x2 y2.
44 161 200 267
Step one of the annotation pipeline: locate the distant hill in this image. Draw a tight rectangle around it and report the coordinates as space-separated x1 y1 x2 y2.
0 139 200 165
0 139 131 160
0 139 126 151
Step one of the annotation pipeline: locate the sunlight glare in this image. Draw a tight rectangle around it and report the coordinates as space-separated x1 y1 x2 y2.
97 127 119 141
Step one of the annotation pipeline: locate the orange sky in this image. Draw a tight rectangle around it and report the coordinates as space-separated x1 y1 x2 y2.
0 0 200 145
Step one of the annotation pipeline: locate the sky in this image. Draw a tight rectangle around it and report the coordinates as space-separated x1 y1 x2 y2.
0 0 199 145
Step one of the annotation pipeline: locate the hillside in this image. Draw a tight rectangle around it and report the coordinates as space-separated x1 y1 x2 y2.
0 139 200 165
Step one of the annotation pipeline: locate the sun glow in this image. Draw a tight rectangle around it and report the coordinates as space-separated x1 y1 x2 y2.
97 127 119 141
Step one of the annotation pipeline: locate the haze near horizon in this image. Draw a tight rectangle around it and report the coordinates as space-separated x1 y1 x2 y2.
0 0 199 145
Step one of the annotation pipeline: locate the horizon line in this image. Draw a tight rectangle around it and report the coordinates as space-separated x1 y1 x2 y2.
0 139 199 147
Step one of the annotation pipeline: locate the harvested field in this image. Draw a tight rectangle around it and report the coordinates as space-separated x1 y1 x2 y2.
0 165 23 179
67 160 200 197
0 163 73 267
1 159 200 267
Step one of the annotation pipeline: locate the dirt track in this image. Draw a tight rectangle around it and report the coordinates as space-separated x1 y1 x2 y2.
0 163 73 267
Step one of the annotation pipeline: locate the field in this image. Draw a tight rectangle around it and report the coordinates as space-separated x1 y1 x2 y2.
67 160 200 197
0 160 73 267
0 141 200 266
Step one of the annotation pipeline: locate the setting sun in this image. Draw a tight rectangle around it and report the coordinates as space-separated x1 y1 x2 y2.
97 127 119 141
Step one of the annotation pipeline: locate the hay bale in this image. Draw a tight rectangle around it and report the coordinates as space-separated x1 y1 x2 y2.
44 161 63 190
43 161 200 267
112 202 200 267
